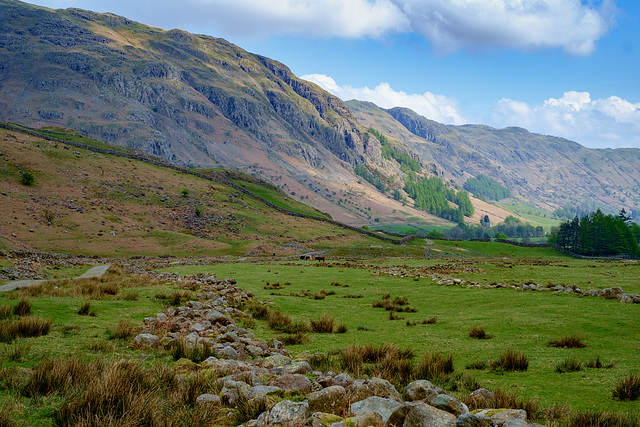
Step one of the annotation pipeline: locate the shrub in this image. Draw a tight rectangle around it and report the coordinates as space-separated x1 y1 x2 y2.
13 299 31 317
555 357 582 373
310 314 335 333
612 373 640 401
20 171 35 186
469 326 490 339
548 334 587 348
415 353 454 381
491 348 529 372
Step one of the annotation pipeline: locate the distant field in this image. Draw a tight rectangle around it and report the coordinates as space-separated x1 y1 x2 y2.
163 253 640 415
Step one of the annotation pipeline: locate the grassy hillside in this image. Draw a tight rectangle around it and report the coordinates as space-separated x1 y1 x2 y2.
0 125 388 257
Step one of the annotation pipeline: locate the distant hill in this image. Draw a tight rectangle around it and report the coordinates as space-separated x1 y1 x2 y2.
0 123 395 256
347 101 640 219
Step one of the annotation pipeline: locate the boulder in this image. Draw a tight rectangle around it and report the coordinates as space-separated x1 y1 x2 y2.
280 360 313 375
347 377 402 403
205 309 232 324
401 402 457 427
428 393 469 417
404 379 445 402
350 396 402 424
195 393 221 406
351 411 384 427
263 354 292 369
455 413 493 427
465 388 495 410
476 408 527 425
268 374 313 393
307 412 344 427
308 385 348 416
133 333 159 348
250 400 310 427
218 346 239 360
602 287 625 300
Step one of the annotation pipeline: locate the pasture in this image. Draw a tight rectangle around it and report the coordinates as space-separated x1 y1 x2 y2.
163 254 640 415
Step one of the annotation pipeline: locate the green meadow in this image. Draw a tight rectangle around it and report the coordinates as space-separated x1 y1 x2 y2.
162 255 640 415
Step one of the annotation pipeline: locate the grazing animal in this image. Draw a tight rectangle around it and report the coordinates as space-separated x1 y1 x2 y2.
315 256 325 262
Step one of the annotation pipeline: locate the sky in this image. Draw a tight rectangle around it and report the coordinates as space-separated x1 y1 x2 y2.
26 0 640 149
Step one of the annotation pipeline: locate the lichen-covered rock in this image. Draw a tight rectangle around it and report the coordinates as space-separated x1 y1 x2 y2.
465 388 495 410
404 379 444 402
455 413 493 427
268 374 313 393
402 402 457 427
195 393 221 406
132 333 159 348
476 408 527 425
347 377 402 403
250 400 310 427
428 393 469 417
308 385 348 416
350 396 402 424
350 411 384 427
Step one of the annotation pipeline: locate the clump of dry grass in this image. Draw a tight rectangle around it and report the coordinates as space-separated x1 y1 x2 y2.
310 314 335 333
566 410 640 426
548 334 587 349
12 299 32 317
469 326 491 339
414 352 454 382
555 357 582 373
0 317 51 342
490 348 529 372
107 319 136 340
612 373 640 401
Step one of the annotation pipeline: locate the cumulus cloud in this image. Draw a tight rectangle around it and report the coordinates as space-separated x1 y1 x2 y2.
392 0 616 55
489 92 640 148
302 74 467 125
34 0 615 54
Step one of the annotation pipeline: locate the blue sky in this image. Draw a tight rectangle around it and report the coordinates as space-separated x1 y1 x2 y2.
27 0 640 149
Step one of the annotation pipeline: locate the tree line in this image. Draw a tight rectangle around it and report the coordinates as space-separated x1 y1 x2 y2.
548 209 640 258
463 174 511 201
404 176 474 224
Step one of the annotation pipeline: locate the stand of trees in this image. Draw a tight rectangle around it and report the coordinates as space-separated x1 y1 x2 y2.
442 216 544 240
369 128 422 174
463 174 511 201
404 176 473 224
548 209 640 258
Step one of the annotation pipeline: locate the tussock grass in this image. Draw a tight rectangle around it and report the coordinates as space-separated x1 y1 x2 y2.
4 339 31 362
334 323 348 334
155 290 193 307
585 355 615 369
0 305 12 320
169 337 215 363
469 326 490 339
310 314 335 333
414 352 454 382
556 357 582 373
0 317 51 342
612 373 640 401
490 348 529 372
12 299 31 317
107 319 136 340
280 331 310 345
566 410 640 427
77 301 95 316
465 360 489 370
548 334 587 349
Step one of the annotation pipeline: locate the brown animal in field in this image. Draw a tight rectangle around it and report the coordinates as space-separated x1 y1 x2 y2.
315 256 325 262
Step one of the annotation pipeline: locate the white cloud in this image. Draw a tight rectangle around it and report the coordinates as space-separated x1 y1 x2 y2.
32 0 615 54
302 74 467 125
489 92 640 148
392 0 616 55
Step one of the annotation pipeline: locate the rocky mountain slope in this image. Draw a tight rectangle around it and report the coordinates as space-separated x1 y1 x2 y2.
0 0 448 225
2 0 638 225
0 124 394 256
347 101 640 218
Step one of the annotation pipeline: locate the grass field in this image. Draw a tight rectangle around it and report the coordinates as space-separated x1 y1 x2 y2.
161 255 640 416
